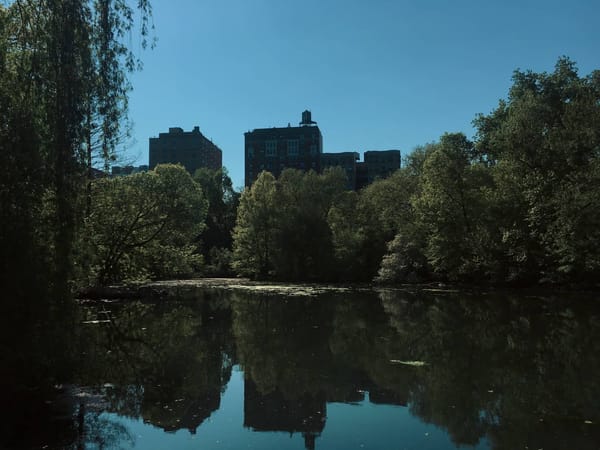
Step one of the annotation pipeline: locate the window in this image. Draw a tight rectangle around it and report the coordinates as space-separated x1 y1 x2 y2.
287 139 299 157
265 140 277 157
310 144 317 156
247 146 254 158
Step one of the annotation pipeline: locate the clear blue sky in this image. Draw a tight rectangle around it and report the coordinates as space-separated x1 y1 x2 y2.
125 0 600 189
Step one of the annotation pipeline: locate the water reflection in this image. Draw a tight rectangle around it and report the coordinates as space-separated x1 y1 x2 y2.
78 296 235 435
244 378 326 450
5 288 600 449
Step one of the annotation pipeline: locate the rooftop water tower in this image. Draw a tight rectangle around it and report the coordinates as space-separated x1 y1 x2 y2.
299 110 317 126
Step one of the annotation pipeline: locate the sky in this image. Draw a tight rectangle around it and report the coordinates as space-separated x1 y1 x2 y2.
125 0 600 189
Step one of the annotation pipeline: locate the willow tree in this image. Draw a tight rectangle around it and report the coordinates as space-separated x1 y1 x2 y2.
0 0 152 304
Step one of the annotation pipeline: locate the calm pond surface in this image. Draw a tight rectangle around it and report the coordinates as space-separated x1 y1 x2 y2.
7 287 600 449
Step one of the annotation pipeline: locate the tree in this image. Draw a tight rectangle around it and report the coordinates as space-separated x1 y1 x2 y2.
415 133 496 281
364 170 419 275
474 57 600 283
327 190 366 280
232 171 278 278
84 164 207 285
376 226 429 284
271 168 346 280
0 0 153 408
0 0 152 294
543 160 600 280
193 167 240 274
232 168 347 280
403 142 437 178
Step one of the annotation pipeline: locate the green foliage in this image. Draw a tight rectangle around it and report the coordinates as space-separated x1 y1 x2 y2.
327 190 367 280
193 167 240 275
272 168 346 280
355 168 422 280
232 171 278 278
230 58 600 285
376 228 428 283
0 0 154 419
0 0 153 295
81 164 207 285
415 133 497 281
472 57 600 284
233 168 347 280
543 160 600 280
378 57 600 286
403 142 437 177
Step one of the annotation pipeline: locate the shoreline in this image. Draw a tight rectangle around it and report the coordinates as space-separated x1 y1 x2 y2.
76 277 600 301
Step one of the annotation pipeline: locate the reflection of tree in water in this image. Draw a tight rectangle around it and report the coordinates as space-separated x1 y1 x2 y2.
250 287 600 449
233 291 451 448
232 292 342 449
77 298 234 435
2 292 80 449
23 288 599 450
377 290 600 449
76 410 135 450
328 290 418 402
232 292 338 398
1 384 136 450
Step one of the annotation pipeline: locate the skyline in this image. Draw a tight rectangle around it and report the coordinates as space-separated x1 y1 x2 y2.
125 0 600 188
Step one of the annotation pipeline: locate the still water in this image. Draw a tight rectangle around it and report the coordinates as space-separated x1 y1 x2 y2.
11 287 600 449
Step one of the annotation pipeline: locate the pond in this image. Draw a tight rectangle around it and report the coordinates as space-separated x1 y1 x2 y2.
5 287 600 449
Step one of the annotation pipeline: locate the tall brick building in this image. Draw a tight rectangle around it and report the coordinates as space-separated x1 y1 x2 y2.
244 111 323 187
320 151 359 189
149 126 222 174
356 150 401 189
244 111 400 189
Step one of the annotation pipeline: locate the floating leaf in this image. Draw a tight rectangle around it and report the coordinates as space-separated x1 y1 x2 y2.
390 360 427 367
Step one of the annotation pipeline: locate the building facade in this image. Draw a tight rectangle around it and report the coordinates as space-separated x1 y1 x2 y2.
244 111 323 187
320 151 359 190
244 111 400 189
149 126 222 174
356 150 401 189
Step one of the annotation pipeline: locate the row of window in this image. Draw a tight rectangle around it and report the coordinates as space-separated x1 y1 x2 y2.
249 161 319 171
247 141 318 158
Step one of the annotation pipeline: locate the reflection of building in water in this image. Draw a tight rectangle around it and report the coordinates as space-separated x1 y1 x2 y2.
368 387 408 407
242 366 413 449
244 378 326 450
155 390 221 434
140 386 222 434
